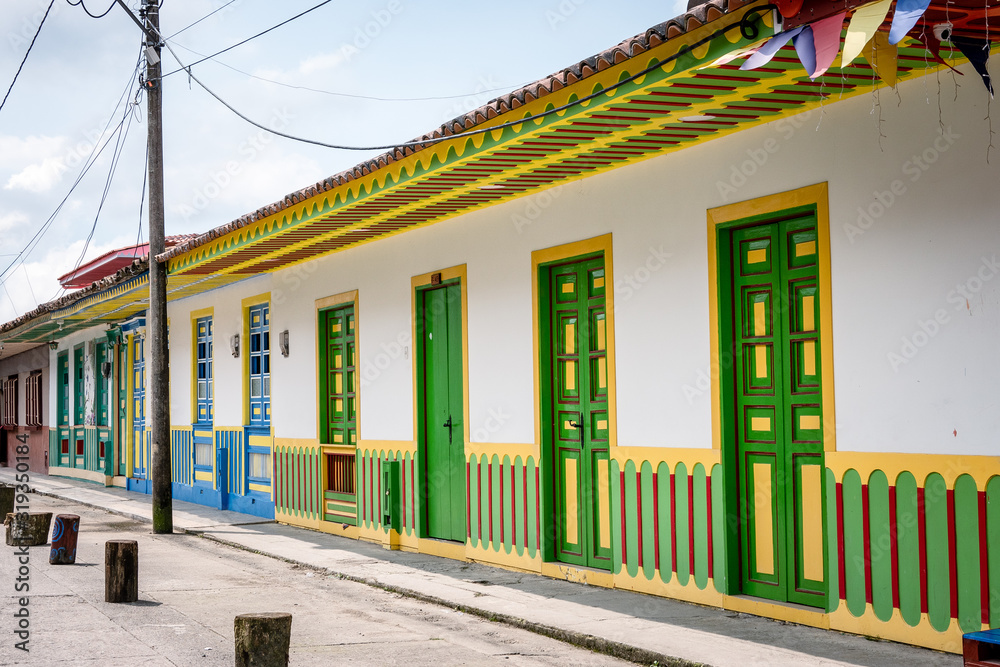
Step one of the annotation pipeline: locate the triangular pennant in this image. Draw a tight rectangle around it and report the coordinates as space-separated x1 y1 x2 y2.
810 12 847 78
951 35 994 96
842 0 892 66
741 27 804 71
698 39 768 69
864 31 898 87
889 0 932 45
911 28 964 75
794 26 817 76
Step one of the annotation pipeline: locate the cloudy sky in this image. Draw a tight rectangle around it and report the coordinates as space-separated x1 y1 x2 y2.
0 0 686 322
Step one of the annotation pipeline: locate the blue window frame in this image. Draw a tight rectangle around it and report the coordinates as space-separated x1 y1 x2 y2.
195 316 214 425
248 303 270 428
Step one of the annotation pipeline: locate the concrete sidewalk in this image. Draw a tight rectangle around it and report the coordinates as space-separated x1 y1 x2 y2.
2 468 959 666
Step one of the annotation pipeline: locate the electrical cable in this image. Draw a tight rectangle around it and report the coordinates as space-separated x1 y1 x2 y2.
67 0 116 19
0 0 55 115
135 137 149 251
0 55 143 284
169 41 530 103
162 0 239 40
160 0 335 79
158 5 774 153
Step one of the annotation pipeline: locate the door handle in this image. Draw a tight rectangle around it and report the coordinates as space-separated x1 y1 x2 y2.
443 415 453 445
569 420 583 429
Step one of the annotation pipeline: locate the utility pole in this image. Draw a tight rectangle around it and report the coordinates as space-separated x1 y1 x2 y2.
142 0 172 533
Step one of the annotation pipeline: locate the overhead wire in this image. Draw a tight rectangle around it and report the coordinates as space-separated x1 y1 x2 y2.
0 54 144 286
67 0 116 19
167 41 528 103
160 0 335 79
0 0 56 115
162 0 239 40
61 77 140 297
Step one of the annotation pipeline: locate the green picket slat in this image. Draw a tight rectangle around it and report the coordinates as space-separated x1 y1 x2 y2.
467 455 478 547
825 468 839 612
480 455 490 549
988 476 1000 628
514 456 525 557
867 470 892 622
692 463 708 591
841 469 866 617
528 456 538 559
502 455 513 554
924 473 951 632
624 459 639 578
611 459 622 575
656 462 672 583
640 461 656 582
712 464 725 593
954 474 982 633
674 462 690 587
491 455 502 552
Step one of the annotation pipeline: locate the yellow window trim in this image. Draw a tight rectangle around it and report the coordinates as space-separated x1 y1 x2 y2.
531 233 617 453
315 290 359 447
241 292 271 427
706 182 836 452
410 265 469 445
190 307 214 426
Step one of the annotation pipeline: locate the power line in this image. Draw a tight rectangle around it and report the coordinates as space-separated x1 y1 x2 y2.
169 41 528 103
67 0 116 19
160 0 335 79
163 0 239 40
159 24 710 153
0 0 55 115
0 56 143 285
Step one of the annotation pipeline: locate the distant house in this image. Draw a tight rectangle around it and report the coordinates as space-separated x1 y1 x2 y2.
2 0 998 653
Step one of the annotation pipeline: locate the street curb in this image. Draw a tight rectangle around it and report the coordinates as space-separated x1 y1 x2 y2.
22 487 704 667
187 529 705 667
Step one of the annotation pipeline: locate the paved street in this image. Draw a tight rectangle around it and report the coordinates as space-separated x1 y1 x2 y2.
1 495 630 666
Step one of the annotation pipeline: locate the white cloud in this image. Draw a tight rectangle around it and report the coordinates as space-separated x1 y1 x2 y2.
0 211 29 235
5 157 68 193
0 135 70 193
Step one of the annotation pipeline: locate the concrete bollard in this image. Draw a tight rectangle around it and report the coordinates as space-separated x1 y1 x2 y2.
234 612 292 667
5 511 52 547
49 514 80 564
105 540 138 603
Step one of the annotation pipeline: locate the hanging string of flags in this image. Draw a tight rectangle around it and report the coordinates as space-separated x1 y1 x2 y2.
720 0 995 95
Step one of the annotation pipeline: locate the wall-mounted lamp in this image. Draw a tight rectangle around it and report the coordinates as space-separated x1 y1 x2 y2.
279 330 289 357
48 341 58 351
230 334 240 358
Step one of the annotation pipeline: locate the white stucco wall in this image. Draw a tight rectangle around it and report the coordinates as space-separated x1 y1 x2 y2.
163 56 999 457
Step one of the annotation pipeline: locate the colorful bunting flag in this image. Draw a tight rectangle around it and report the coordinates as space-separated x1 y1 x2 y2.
950 36 994 95
740 27 804 71
889 0 932 45
809 12 847 78
794 26 817 76
842 0 892 66
864 31 898 87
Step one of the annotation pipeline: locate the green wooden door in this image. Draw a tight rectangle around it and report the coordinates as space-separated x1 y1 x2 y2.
419 283 465 542
320 305 356 446
546 256 611 570
728 214 826 607
118 342 127 476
